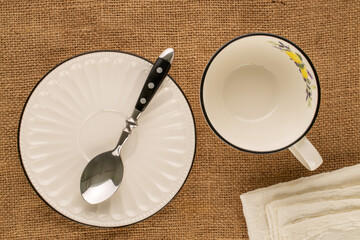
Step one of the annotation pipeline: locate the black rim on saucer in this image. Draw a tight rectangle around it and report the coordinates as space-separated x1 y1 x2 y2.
17 50 197 228
200 33 321 154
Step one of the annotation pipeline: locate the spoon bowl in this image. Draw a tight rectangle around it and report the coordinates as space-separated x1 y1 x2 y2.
80 151 123 204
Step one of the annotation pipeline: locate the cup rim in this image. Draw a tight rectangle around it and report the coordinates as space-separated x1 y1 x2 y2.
200 33 321 154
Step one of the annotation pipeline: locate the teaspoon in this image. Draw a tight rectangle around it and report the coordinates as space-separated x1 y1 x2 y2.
80 48 174 204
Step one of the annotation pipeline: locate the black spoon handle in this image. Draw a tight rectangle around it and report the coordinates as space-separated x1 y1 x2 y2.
135 48 174 112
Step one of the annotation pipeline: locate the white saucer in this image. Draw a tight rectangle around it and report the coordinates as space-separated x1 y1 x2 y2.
18 51 196 227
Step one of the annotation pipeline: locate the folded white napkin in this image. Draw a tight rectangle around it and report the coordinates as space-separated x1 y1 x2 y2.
240 164 360 240
276 198 360 239
267 186 360 239
281 210 360 240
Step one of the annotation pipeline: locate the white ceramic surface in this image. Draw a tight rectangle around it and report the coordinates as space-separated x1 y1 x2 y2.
201 34 319 153
19 51 195 227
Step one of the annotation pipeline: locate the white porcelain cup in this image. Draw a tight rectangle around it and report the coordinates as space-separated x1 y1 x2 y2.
200 33 322 170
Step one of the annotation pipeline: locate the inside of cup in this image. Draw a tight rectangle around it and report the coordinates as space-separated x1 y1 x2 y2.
201 34 319 153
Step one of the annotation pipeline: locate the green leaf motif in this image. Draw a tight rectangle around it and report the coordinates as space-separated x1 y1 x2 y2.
295 52 303 61
295 63 305 69
311 85 317 89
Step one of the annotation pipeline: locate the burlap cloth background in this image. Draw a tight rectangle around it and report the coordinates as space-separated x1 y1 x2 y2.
1 0 359 239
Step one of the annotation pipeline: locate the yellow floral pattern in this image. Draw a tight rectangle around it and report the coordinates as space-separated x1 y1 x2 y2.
269 41 316 107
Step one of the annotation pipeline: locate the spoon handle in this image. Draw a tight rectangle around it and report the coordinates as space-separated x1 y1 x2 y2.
134 48 174 113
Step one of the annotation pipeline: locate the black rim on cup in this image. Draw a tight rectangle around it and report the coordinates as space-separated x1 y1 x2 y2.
17 50 197 228
200 33 321 154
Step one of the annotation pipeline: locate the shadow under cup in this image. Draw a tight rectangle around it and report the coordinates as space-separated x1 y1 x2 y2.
200 34 321 167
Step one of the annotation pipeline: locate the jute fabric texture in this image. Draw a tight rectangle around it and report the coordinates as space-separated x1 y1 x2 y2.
0 0 359 239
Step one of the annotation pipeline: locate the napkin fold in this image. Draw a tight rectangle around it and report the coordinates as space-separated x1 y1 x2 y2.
281 210 360 240
240 164 360 240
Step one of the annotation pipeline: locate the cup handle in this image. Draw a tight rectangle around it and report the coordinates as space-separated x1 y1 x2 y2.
288 137 323 171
